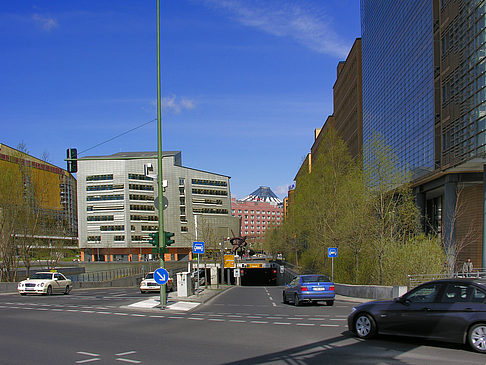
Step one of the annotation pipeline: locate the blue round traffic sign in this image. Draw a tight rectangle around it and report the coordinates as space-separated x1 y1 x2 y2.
153 268 169 285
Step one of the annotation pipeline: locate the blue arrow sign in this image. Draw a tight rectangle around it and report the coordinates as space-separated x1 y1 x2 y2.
328 247 338 258
193 241 205 254
153 268 169 285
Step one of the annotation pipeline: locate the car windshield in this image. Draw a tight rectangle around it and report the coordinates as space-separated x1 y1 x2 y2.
301 275 331 283
145 273 154 279
30 273 53 280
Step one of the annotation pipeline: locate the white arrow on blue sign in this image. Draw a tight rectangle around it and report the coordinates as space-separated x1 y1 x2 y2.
328 247 338 258
193 241 205 254
153 268 169 285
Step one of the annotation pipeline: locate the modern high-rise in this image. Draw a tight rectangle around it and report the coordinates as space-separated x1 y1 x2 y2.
77 151 239 262
361 0 486 266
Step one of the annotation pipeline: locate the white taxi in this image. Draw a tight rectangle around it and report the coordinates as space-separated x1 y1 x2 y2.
18 271 72 296
140 272 173 294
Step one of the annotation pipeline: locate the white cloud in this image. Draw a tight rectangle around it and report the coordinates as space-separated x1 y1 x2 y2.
32 14 58 31
150 96 196 114
202 0 350 58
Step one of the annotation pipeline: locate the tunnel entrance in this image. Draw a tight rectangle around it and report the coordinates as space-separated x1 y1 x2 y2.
241 268 277 286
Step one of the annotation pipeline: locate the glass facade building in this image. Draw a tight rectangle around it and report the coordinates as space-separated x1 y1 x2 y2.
361 0 435 178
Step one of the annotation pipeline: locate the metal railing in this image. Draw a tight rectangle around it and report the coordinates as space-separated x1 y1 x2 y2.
408 269 486 289
68 263 159 282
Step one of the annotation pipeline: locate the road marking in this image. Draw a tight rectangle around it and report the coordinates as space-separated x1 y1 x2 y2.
81 310 95 313
130 314 146 317
77 352 100 357
188 317 204 321
150 315 165 318
288 317 303 320
296 323 315 326
96 311 112 315
67 309 80 312
250 321 268 324
114 313 129 316
116 351 137 356
272 302 277 307
76 351 101 364
273 322 291 325
116 359 141 364
247 316 262 318
229 320 245 323
168 316 183 319
76 359 101 364
320 324 339 327
208 318 225 322
330 318 347 321
227 315 243 318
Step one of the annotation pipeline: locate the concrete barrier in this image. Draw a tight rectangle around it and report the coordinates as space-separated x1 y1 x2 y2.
335 283 407 300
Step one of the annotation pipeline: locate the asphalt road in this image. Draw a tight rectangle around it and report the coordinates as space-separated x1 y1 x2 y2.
0 286 485 364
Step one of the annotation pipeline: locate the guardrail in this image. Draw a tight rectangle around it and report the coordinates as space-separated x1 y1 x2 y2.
68 264 157 282
408 269 486 289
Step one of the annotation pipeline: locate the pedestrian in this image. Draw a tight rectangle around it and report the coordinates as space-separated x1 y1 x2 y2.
462 258 473 277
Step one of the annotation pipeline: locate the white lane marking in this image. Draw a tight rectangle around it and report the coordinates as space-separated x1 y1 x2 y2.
296 323 315 326
229 320 246 323
77 352 100 357
208 318 225 322
114 313 129 316
272 302 277 307
150 315 165 318
66 309 80 312
168 316 183 319
188 317 204 321
116 358 141 364
208 314 224 317
76 359 101 364
288 317 303 320
228 315 243 318
273 322 291 325
268 297 273 301
95 311 112 315
267 317 282 319
330 318 347 321
116 351 137 356
81 310 95 313
247 316 262 319
320 324 339 327
250 321 268 324
130 314 146 317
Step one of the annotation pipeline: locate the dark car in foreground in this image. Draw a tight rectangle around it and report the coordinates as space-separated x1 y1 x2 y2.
347 278 486 353
283 274 335 306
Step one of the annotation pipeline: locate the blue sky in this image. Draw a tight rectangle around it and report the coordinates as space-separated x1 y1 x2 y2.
0 0 361 199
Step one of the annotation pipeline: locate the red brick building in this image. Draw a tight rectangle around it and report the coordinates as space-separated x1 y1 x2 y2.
231 186 284 243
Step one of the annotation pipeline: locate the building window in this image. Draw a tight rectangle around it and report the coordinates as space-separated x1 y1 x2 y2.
100 225 124 231
181 226 188 232
192 207 228 214
129 184 154 191
86 184 123 191
179 178 185 185
128 173 153 181
130 205 155 211
192 188 228 196
87 215 114 222
141 225 158 231
130 194 154 201
130 215 158 221
86 174 113 181
191 179 227 187
87 236 101 242
114 235 125 241
87 194 124 201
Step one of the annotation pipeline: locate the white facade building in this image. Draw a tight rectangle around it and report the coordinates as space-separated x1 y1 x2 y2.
77 151 238 262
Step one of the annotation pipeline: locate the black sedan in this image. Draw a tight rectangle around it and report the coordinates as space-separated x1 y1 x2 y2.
347 278 486 353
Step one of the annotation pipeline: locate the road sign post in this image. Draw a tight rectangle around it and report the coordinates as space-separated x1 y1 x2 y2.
193 242 205 295
328 248 338 282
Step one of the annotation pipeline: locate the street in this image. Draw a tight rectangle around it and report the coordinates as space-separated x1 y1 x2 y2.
0 286 484 364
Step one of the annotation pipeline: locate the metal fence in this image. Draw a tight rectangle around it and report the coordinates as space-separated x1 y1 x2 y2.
408 269 486 289
68 263 159 282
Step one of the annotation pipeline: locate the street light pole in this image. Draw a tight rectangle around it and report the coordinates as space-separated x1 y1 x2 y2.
156 0 166 309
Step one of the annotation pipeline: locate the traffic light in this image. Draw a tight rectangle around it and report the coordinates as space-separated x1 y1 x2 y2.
164 231 175 246
149 232 159 254
66 148 77 173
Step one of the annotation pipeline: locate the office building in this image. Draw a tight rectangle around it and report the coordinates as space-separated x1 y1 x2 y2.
77 151 238 262
361 0 486 266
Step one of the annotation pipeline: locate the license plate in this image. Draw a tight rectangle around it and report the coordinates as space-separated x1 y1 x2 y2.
313 287 326 291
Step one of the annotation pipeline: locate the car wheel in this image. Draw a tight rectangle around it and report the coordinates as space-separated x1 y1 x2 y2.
293 294 300 306
46 286 52 296
283 292 289 304
326 300 334 306
64 285 70 295
20 293 26 296
140 290 145 294
468 323 486 353
354 313 376 339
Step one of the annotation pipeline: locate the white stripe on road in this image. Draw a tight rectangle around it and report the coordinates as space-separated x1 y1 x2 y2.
296 323 315 326
273 322 291 325
115 351 137 356
320 324 339 327
115 358 141 364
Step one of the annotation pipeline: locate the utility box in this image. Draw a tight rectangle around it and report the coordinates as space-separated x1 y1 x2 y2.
210 267 218 286
177 272 192 297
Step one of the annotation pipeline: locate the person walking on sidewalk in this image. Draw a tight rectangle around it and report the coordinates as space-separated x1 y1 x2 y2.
462 258 473 277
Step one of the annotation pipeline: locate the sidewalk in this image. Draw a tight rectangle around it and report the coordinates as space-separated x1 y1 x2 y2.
125 285 233 312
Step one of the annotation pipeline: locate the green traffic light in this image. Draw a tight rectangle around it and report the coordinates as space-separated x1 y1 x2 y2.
164 231 175 246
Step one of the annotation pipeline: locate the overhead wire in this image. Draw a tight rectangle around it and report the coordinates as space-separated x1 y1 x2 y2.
78 118 157 156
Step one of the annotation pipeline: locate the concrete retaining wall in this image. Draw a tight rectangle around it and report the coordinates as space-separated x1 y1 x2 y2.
335 283 407 300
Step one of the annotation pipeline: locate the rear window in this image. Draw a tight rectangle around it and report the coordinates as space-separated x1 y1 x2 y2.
301 275 331 283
